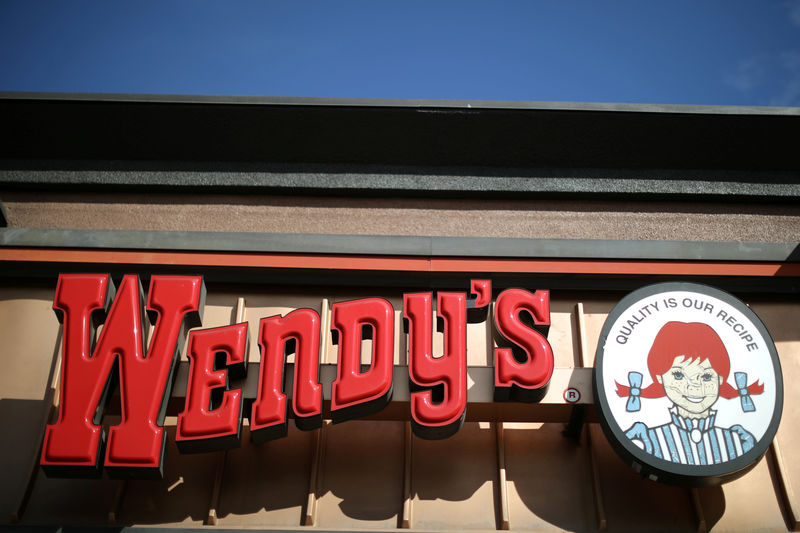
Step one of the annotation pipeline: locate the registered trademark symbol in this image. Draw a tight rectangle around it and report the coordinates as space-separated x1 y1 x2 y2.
563 388 581 403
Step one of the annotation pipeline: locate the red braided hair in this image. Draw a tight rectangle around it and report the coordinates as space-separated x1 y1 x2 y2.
615 321 764 399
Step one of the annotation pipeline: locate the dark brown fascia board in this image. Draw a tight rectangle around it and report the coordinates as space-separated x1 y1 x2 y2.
1 92 799 174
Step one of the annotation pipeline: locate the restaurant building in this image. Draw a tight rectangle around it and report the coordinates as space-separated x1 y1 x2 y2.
0 93 798 532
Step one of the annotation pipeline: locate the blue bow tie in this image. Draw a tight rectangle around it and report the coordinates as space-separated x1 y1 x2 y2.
626 371 642 412
735 372 756 412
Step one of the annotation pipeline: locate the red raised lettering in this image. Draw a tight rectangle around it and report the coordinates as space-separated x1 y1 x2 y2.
330 299 394 423
176 322 248 453
41 274 204 478
493 289 554 402
250 308 322 443
404 292 467 439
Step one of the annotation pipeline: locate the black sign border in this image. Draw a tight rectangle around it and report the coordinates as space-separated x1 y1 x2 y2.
593 282 784 487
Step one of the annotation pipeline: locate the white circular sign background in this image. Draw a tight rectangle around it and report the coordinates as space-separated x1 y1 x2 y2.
594 283 783 486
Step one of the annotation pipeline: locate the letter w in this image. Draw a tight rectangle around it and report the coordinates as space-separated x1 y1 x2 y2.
41 274 204 478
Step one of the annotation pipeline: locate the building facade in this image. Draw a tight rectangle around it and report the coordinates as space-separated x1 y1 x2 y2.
0 93 798 531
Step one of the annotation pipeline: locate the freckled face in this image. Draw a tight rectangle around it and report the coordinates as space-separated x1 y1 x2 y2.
657 356 723 414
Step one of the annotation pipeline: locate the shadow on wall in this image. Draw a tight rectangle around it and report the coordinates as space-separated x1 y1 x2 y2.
216 425 315 526
583 424 726 533
10 416 734 531
0 398 55 522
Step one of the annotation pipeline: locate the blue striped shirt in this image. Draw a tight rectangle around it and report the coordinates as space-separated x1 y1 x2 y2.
624 409 755 465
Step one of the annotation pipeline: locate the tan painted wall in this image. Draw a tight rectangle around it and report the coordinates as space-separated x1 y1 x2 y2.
1 285 797 531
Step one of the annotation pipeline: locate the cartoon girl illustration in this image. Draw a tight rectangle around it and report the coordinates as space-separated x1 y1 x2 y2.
616 321 764 466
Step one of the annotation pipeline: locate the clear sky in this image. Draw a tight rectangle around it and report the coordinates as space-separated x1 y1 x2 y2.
1 1 799 106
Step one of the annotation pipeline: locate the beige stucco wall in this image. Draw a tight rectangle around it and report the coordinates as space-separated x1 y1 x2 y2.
3 191 800 242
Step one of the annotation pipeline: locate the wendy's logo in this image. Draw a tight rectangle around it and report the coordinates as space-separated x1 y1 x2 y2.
593 283 783 487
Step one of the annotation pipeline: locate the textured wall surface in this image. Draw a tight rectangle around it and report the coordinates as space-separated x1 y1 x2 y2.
4 192 800 242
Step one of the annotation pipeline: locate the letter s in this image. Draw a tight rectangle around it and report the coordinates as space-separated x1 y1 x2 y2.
493 289 554 403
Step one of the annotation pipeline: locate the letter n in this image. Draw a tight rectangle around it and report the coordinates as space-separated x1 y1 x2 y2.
41 274 205 478
250 308 323 443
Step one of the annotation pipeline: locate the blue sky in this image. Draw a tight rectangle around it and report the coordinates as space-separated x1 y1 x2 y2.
1 1 799 106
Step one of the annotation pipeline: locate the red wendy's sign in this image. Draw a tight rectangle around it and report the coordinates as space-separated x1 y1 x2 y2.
40 274 555 479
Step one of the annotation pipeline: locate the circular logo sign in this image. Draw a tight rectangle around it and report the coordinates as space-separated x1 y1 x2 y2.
593 282 783 486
